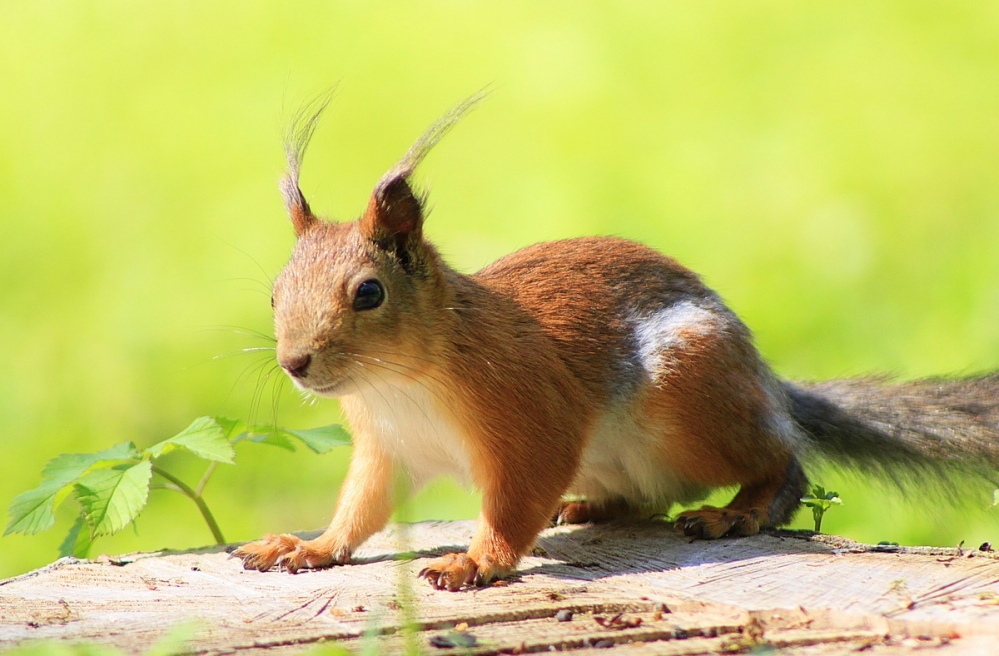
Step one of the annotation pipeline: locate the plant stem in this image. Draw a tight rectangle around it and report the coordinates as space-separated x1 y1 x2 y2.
150 464 226 545
150 483 184 493
196 461 219 496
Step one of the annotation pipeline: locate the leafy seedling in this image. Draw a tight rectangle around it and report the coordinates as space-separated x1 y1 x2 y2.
800 485 842 533
5 417 351 558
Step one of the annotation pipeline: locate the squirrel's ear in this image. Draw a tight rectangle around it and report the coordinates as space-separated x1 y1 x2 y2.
359 171 425 246
281 91 333 237
281 173 319 236
358 89 488 247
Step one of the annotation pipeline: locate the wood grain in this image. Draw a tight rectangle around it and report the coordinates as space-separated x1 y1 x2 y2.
3 521 999 654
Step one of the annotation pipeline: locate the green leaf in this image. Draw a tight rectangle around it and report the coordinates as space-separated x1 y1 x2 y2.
5 481 63 536
58 514 94 558
245 430 297 451
40 442 140 486
5 442 140 537
802 484 842 533
213 416 245 440
283 424 352 454
144 417 235 464
75 461 153 537
241 423 351 453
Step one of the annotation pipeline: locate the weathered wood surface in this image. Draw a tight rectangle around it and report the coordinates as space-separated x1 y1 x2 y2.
3 521 999 654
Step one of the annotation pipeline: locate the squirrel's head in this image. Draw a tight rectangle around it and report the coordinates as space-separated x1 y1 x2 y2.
270 93 482 397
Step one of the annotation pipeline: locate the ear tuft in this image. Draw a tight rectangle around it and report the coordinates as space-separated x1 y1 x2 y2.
281 89 335 236
281 173 318 236
359 88 489 246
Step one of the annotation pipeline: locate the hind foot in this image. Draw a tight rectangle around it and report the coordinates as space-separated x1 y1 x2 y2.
675 506 762 539
554 501 593 525
553 498 639 525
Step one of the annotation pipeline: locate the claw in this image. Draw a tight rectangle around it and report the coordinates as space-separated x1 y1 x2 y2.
675 506 762 539
281 556 300 575
230 534 348 573
419 552 508 591
677 515 705 538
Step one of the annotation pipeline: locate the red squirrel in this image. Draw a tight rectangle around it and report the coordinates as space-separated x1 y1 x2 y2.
233 94 999 591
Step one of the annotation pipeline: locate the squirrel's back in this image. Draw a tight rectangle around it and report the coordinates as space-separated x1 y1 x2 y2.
474 237 743 401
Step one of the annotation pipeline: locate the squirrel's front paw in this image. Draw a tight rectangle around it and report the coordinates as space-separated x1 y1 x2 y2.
418 553 506 591
231 533 349 573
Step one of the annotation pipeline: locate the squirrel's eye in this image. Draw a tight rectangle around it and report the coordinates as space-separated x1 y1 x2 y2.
353 279 385 311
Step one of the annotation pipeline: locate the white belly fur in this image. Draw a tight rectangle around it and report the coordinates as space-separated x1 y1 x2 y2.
347 385 698 508
570 405 706 507
345 380 703 508
345 381 472 489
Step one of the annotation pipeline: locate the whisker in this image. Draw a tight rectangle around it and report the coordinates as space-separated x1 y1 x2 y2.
348 347 441 368
223 276 274 294
343 351 454 392
347 359 454 449
217 353 270 408
299 388 320 407
344 360 396 413
342 359 458 463
269 370 290 426
343 356 453 422
249 361 281 426
197 325 277 343
215 235 276 289
210 347 276 363
226 353 276 389
225 355 274 426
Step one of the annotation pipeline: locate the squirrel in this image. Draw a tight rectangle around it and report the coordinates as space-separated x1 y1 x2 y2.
233 93 999 591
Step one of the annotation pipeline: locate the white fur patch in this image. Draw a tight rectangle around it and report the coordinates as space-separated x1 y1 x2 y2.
567 301 722 506
632 300 720 375
349 381 472 489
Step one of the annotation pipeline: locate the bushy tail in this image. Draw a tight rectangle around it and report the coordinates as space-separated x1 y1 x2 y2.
784 373 999 493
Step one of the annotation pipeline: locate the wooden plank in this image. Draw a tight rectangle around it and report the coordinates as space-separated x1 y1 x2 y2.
3 521 999 654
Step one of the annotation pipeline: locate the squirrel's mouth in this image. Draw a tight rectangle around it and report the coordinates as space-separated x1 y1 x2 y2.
311 381 346 396
294 377 349 398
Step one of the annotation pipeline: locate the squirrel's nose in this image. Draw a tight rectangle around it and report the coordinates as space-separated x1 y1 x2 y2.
279 353 312 378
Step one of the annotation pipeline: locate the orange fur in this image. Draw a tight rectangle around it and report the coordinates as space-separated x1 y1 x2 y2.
233 98 811 588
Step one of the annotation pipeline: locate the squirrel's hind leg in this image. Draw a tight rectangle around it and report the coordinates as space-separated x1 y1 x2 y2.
553 497 646 525
675 457 808 539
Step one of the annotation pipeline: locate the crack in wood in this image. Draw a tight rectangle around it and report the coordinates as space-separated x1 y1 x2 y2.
5 522 999 654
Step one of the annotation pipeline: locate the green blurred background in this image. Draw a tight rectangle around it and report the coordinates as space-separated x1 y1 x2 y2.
2 1 998 580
